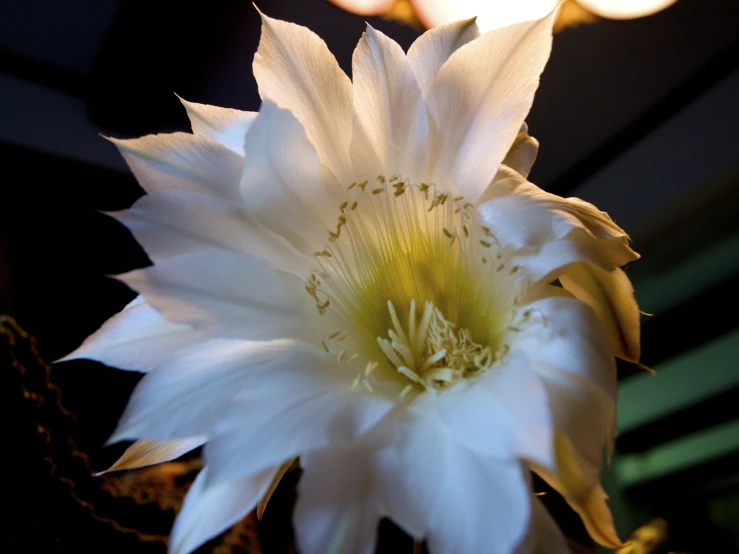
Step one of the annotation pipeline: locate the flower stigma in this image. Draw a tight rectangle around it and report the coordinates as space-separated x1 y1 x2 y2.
305 175 524 394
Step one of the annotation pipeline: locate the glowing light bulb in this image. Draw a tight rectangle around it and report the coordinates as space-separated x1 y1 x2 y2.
329 0 678 31
329 0 396 16
577 0 678 19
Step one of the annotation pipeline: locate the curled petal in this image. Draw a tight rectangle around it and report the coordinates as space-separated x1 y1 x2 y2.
479 168 642 365
256 458 295 520
560 264 641 364
502 123 539 179
532 433 623 549
478 167 637 264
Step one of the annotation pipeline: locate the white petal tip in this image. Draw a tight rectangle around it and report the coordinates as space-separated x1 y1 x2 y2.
104 429 132 447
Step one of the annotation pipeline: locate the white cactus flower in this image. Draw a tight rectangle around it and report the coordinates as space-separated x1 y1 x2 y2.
62 9 641 554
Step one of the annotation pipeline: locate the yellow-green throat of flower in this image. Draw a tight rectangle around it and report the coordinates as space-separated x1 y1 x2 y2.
306 175 523 393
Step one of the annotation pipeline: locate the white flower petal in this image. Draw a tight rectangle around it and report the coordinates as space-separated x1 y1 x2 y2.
478 168 636 264
58 296 199 371
511 296 621 548
481 355 552 467
433 379 517 459
110 133 243 201
425 13 555 202
406 18 480 97
479 171 641 358
507 236 610 289
350 25 428 182
240 101 343 256
502 123 539 179
513 295 617 405
537 366 615 471
532 433 622 549
434 352 552 467
383 408 531 554
294 445 380 554
99 437 205 474
110 130 311 274
178 96 257 155
117 249 319 341
204 356 393 485
111 191 311 276
513 294 618 461
515 498 569 554
560 264 641 364
169 465 274 554
110 338 299 442
254 11 353 181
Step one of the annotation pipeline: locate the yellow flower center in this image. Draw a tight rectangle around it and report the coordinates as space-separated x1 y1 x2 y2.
306 175 522 393
378 299 494 392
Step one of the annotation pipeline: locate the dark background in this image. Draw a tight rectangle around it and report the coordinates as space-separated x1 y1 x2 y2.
1 0 739 551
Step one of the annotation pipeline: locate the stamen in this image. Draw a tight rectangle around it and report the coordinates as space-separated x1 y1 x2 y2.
419 348 447 373
378 301 496 391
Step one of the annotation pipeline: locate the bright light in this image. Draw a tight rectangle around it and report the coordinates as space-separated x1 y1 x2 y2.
573 0 678 19
329 0 396 16
330 0 679 29
411 0 559 32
